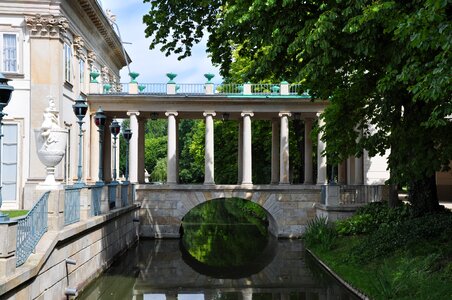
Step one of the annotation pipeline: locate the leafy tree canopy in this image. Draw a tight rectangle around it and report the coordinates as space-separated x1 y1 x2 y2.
143 0 451 213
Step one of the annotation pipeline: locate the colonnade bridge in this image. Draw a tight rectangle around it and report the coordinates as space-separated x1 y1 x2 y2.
85 80 388 238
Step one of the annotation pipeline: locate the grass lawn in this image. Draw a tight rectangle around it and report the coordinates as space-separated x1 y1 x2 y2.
0 210 28 218
308 215 452 300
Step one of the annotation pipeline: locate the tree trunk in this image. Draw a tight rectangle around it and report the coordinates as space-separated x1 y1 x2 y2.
408 174 440 216
388 184 401 208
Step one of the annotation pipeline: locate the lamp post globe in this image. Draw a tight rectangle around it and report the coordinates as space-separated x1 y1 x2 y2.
72 96 88 187
94 107 106 185
122 128 132 183
0 73 14 221
110 119 120 182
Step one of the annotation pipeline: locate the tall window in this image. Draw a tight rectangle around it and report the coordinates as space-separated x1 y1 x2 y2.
2 33 17 73
2 123 18 203
79 59 85 84
64 43 72 83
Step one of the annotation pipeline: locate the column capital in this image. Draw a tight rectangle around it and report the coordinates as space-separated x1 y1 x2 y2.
241 112 254 118
165 111 179 117
203 111 216 117
278 112 292 118
127 111 140 117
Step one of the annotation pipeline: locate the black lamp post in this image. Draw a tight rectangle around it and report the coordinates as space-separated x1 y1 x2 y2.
72 96 88 187
0 73 13 222
94 107 106 185
122 128 132 183
109 119 120 182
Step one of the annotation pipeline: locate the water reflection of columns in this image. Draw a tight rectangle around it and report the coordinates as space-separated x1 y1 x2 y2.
241 112 254 185
317 113 327 184
204 111 216 184
279 112 291 184
127 111 140 183
241 288 253 300
271 118 280 184
166 111 179 184
304 117 313 184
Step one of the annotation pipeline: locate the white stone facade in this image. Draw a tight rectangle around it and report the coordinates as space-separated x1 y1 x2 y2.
0 0 127 209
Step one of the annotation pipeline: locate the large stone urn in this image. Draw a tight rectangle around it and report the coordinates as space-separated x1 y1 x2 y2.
35 97 68 188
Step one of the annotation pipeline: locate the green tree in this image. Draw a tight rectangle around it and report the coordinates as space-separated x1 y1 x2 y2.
143 0 451 214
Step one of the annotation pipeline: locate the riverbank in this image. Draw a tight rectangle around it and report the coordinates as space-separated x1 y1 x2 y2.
305 203 452 299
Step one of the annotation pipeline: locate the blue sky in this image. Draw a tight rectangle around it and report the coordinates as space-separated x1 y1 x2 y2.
100 0 222 84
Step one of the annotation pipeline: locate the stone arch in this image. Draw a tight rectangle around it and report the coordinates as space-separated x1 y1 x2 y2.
179 193 280 237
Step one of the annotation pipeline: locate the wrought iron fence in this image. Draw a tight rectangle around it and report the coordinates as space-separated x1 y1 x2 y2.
215 83 243 95
175 84 206 95
137 83 166 94
64 186 81 226
251 84 279 95
91 185 102 216
16 191 50 267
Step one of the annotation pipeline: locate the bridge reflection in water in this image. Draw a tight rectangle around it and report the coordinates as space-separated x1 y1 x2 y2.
78 239 359 300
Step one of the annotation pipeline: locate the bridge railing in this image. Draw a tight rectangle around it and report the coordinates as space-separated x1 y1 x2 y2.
15 191 50 267
64 186 81 226
88 79 313 98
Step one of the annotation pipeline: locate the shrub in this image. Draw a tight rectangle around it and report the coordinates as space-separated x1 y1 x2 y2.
351 212 452 262
303 216 337 251
335 202 412 236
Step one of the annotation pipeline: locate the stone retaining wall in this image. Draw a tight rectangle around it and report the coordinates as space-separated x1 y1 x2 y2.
0 205 140 299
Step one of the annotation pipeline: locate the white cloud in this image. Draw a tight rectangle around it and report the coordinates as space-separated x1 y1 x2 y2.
101 0 222 84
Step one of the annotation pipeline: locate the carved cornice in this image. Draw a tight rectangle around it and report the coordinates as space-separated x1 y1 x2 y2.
25 14 69 38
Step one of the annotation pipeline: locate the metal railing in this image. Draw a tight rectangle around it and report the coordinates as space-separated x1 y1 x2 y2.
121 183 129 207
108 183 117 209
64 187 81 226
215 83 243 95
16 191 50 267
175 83 206 95
91 185 102 216
137 83 166 94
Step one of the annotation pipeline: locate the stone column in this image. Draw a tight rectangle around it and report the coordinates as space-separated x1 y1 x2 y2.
355 154 364 185
127 111 140 183
90 113 100 182
241 112 254 185
103 118 112 182
237 119 243 184
338 161 347 184
271 118 279 184
279 112 291 184
304 118 314 184
204 111 216 184
166 111 179 184
317 113 327 184
137 117 146 183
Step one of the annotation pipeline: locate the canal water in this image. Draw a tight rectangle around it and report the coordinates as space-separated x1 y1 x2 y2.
78 239 359 300
78 199 359 299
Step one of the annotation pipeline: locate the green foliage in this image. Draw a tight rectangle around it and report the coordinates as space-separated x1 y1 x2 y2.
181 198 270 267
336 202 412 236
302 216 337 251
150 157 166 182
0 210 28 218
351 212 452 262
142 0 451 215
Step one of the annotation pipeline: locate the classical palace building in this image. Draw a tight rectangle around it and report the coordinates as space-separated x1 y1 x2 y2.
0 0 127 209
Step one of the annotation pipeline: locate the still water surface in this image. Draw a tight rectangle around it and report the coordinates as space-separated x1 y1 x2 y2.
78 238 359 300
